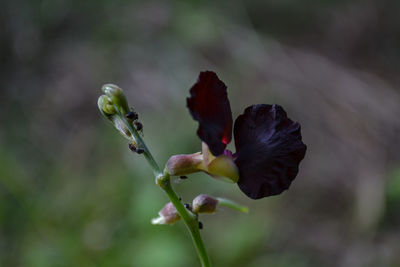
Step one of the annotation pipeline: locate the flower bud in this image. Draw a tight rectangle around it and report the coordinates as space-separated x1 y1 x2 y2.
165 152 205 176
98 95 116 116
101 84 130 115
192 194 219 214
151 202 181 225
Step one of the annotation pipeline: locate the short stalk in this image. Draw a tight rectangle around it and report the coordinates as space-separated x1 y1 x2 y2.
217 197 249 213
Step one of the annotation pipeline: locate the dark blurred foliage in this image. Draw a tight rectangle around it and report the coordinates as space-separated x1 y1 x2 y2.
1 0 400 266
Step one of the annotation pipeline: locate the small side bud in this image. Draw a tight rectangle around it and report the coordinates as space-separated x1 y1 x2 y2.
101 84 130 114
192 194 219 214
151 202 181 225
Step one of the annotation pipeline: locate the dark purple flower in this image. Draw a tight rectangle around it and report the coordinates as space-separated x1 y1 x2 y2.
187 71 233 156
186 71 307 199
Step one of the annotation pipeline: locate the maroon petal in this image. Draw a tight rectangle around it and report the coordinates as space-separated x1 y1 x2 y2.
187 71 233 156
234 104 307 199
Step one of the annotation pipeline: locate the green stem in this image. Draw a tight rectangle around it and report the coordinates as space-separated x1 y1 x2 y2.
122 117 161 176
216 197 249 213
160 176 210 267
119 113 211 267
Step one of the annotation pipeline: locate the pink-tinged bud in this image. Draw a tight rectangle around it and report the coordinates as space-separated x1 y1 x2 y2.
151 202 181 225
166 143 239 183
192 194 219 214
165 152 205 176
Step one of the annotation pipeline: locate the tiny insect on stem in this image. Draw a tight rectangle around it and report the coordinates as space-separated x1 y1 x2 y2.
136 148 145 154
129 143 144 154
128 143 137 152
126 111 138 120
134 121 143 131
184 203 192 211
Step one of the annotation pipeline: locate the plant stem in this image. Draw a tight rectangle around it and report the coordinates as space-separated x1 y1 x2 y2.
160 176 211 267
120 114 211 267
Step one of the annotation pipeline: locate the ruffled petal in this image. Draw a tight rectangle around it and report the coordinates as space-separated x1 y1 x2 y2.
187 71 233 156
234 104 307 199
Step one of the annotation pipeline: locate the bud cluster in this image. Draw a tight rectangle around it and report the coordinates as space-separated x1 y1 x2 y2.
152 194 220 227
98 84 145 154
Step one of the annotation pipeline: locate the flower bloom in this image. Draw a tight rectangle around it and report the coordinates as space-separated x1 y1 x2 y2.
167 71 306 199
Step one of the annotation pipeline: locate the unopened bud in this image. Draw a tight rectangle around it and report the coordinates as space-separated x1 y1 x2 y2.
98 95 116 116
101 84 130 114
166 153 204 176
99 95 134 142
192 194 219 214
151 202 181 225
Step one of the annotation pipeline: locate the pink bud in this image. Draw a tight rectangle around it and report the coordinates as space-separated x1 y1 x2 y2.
151 202 181 225
192 194 219 214
165 153 204 176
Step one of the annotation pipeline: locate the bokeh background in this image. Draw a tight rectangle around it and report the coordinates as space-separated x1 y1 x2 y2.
1 0 400 266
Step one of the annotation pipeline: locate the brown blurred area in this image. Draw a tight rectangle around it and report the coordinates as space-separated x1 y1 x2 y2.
1 0 400 266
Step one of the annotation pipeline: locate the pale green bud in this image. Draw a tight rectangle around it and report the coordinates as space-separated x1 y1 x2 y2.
101 84 130 115
98 95 134 142
98 95 116 116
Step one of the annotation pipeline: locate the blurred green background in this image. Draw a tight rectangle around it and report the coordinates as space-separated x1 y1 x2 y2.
1 0 400 266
